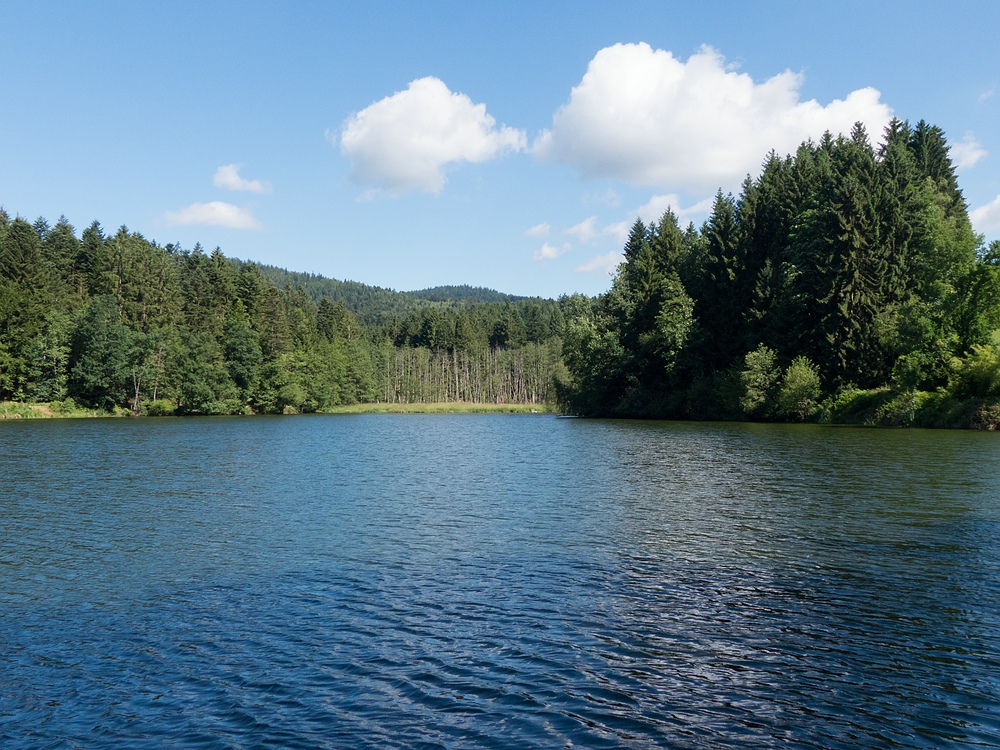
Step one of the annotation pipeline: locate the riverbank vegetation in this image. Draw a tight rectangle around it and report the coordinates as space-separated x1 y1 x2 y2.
558 119 1000 428
2 118 999 426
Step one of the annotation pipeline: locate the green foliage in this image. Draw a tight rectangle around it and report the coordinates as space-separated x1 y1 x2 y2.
558 117 996 426
948 344 1000 399
2 116 995 425
144 398 177 416
740 345 781 419
68 295 133 411
777 356 822 421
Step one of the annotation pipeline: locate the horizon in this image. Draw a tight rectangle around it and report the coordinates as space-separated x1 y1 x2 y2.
1 1 998 299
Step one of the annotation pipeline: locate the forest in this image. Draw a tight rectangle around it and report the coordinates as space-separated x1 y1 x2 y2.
559 119 1000 427
0 215 568 415
2 118 999 425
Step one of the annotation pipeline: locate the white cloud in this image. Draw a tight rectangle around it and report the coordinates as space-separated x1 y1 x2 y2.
339 76 526 195
575 251 623 274
534 43 892 193
951 133 988 169
971 195 1000 233
163 202 263 230
602 194 715 245
584 188 622 208
565 216 598 244
213 164 272 194
979 87 995 105
533 242 571 262
525 222 551 238
635 194 714 225
603 220 631 245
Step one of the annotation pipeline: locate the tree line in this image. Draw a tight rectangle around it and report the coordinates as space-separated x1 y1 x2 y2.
4 117 999 425
0 215 567 415
559 119 1000 425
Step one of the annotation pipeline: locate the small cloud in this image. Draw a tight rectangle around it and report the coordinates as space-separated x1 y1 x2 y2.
631 193 715 226
524 222 551 238
339 76 526 195
970 195 1000 233
603 220 631 245
533 242 571 262
602 194 715 246
163 202 263 230
565 216 598 244
575 250 623 274
213 164 272 194
584 188 622 208
979 87 996 105
952 133 988 169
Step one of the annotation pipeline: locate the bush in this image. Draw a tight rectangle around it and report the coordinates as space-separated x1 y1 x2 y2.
972 402 1000 430
948 344 1000 399
144 399 177 416
740 345 780 419
777 356 822 421
51 398 79 415
875 390 932 427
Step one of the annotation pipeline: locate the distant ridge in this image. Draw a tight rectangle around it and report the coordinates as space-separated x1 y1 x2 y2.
253 264 541 325
405 285 529 303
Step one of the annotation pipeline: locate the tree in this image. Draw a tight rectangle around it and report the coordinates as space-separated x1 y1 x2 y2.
777 356 822 421
740 345 780 419
68 295 133 410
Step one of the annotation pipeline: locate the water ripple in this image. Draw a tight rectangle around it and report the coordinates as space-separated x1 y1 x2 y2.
1 416 998 748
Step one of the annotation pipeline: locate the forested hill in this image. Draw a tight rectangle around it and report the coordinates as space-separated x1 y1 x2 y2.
407 286 526 304
255 265 526 325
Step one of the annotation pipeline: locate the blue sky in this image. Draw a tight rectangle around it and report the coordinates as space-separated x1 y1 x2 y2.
2 1 998 298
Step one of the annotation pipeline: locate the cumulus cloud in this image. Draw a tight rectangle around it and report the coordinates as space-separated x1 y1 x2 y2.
525 222 551 238
575 251 623 274
951 133 988 169
533 242 571 262
565 216 598 244
213 164 272 193
163 202 263 230
534 43 892 192
339 76 526 195
971 195 1000 233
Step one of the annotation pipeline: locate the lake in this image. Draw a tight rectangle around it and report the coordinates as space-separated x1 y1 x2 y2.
1 415 998 748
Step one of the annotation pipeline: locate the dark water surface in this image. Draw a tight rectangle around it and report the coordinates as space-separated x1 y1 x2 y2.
1 415 998 748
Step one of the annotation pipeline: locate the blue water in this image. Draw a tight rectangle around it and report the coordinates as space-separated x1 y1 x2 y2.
1 415 999 748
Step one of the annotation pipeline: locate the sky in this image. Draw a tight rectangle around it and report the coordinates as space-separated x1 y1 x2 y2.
1 1 999 299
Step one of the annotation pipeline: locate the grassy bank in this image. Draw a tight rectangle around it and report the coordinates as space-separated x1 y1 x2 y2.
5 393 997 427
0 400 107 419
0 400 557 419
820 389 1000 429
319 402 557 415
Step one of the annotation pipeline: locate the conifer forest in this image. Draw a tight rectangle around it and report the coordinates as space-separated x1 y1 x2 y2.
3 119 1000 425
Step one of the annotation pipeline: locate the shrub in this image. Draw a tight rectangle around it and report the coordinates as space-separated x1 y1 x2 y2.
777 356 822 421
740 345 780 419
948 344 1000 399
144 399 177 416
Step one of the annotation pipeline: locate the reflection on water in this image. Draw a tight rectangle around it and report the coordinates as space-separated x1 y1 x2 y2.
1 416 998 748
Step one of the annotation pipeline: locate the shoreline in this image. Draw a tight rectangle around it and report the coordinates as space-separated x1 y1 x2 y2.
4 393 998 428
0 401 557 419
